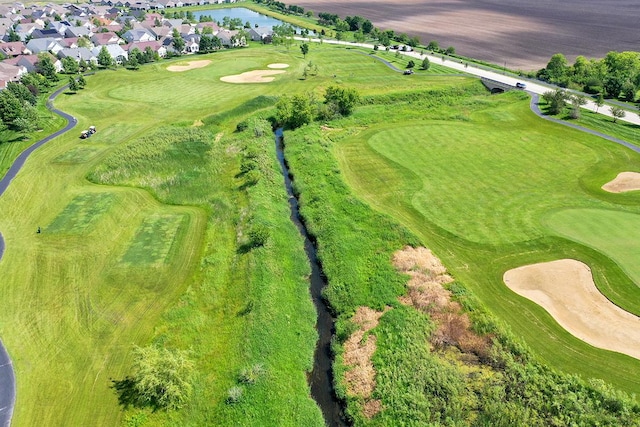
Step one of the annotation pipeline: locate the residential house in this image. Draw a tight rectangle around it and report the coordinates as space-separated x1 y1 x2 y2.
0 41 30 57
92 43 127 63
0 61 27 84
26 37 64 55
155 0 176 7
125 40 166 57
182 33 199 53
248 26 272 42
196 21 220 34
6 53 62 73
65 26 92 39
121 28 155 43
14 22 43 41
58 47 97 65
146 25 171 39
30 28 64 40
91 31 122 46
216 29 245 47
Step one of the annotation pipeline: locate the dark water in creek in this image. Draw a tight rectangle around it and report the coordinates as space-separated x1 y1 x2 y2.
274 129 348 427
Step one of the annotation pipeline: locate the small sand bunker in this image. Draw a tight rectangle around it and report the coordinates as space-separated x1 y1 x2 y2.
166 60 211 72
267 63 289 69
602 172 640 193
220 69 285 83
504 259 640 360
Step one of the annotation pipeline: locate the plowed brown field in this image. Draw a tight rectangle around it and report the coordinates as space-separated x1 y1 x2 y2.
286 0 639 70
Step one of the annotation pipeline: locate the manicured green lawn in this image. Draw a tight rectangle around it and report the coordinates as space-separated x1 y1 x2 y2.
336 92 640 394
546 208 640 285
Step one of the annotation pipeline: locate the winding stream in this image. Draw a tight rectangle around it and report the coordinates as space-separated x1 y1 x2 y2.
274 129 347 426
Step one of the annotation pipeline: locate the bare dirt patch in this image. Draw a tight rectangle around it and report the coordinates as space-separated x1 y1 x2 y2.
344 306 390 418
504 259 640 360
166 60 211 72
602 172 640 193
285 0 639 70
220 69 285 83
192 120 203 127
267 63 290 69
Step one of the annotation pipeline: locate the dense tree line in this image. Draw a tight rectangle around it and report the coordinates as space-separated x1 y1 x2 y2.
538 51 640 100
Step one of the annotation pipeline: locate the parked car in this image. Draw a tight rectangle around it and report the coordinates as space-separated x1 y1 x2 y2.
515 82 527 89
403 69 414 75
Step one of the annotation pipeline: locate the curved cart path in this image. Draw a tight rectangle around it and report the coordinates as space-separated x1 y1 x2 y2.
0 85 77 427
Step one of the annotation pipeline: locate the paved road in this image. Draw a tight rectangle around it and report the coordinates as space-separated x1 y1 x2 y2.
299 38 640 126
0 84 77 427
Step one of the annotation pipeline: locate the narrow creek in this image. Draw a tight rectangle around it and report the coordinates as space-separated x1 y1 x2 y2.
274 129 348 427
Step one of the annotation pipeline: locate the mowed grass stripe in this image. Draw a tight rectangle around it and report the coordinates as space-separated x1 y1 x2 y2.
46 192 114 233
121 213 186 265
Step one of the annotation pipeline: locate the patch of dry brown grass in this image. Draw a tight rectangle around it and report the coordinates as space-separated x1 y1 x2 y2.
394 246 492 360
343 305 390 419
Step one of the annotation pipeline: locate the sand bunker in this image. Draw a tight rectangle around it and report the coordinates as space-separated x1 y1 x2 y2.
220 69 285 83
267 63 289 69
504 259 640 360
166 60 211 72
602 172 640 193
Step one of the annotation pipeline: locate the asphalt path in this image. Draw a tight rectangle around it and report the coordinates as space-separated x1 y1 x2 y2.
299 38 640 126
0 84 77 427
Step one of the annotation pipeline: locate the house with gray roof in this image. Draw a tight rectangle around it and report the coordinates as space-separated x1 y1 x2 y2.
121 28 155 43
26 37 64 55
92 43 127 63
58 47 97 64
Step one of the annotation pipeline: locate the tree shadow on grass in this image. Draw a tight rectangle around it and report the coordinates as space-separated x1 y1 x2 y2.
111 377 141 409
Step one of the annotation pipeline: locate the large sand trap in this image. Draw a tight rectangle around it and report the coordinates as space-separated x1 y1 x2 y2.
220 69 285 83
166 60 211 72
602 172 640 193
504 259 640 360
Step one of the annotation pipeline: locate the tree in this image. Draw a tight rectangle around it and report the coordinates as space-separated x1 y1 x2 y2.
61 56 79 74
68 76 79 92
595 93 604 113
36 54 58 81
7 82 35 106
77 74 86 89
127 53 139 70
569 94 587 119
610 106 626 123
427 40 439 51
130 346 194 409
445 46 455 55
544 53 568 84
97 46 113 68
421 57 431 70
300 42 309 58
276 94 315 129
407 60 415 69
0 90 24 124
362 19 373 34
324 86 359 116
542 89 567 115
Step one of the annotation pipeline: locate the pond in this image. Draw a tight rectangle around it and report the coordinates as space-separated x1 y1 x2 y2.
192 7 287 28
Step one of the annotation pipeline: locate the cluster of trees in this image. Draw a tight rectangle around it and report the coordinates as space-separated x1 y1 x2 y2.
538 51 640 100
275 86 359 129
254 0 312 17
0 54 68 133
125 46 161 70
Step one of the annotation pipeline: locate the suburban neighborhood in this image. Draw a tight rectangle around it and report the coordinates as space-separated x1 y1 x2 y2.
0 1 267 86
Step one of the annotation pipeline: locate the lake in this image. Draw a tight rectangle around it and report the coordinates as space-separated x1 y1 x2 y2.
192 8 288 29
